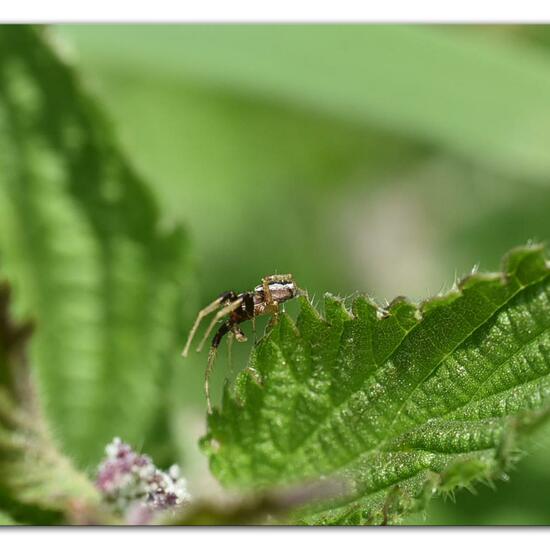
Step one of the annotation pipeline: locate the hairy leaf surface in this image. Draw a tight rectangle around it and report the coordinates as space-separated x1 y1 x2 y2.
203 245 550 524
0 282 103 524
0 26 190 465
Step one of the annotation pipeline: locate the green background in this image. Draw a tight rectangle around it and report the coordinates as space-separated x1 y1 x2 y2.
30 25 550 524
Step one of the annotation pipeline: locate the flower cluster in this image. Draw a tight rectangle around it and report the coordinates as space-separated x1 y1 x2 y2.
96 437 190 519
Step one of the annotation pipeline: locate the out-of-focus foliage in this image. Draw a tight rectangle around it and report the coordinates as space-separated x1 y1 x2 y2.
0 281 103 525
0 26 191 467
0 510 17 525
60 25 550 182
56 26 550 299
0 24 549 525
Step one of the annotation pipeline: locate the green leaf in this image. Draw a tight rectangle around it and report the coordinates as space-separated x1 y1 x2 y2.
0 510 18 525
203 244 550 525
0 281 105 525
55 26 425 309
0 26 190 465
61 25 550 182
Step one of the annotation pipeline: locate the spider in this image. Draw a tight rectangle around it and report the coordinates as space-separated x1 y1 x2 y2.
181 274 303 413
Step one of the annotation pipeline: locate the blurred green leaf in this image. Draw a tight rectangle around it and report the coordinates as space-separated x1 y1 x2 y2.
54 25 550 327
0 281 104 525
54 27 425 306
0 510 18 525
0 26 191 466
61 25 550 182
204 245 550 525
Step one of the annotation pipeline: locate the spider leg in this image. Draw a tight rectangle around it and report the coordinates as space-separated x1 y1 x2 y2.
205 320 244 413
204 320 232 413
181 298 223 358
261 274 293 321
226 331 234 376
265 303 280 333
205 346 218 414
262 277 274 305
181 291 236 357
196 297 243 353
232 324 247 343
226 325 247 377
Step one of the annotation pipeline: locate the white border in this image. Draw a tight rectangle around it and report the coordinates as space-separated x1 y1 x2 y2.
0 528 546 549
2 0 550 23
